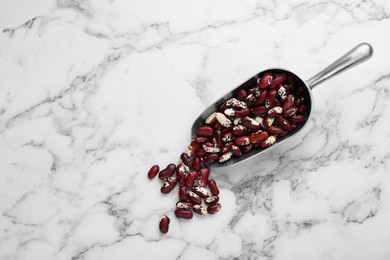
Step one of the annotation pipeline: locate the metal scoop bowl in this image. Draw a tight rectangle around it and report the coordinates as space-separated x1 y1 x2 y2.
191 43 373 168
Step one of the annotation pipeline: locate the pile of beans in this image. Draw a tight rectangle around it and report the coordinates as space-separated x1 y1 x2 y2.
147 70 308 234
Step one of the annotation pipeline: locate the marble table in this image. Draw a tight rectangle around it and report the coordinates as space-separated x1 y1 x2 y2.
1 0 390 259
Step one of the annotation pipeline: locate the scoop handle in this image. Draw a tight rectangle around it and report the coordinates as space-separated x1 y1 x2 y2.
306 43 373 89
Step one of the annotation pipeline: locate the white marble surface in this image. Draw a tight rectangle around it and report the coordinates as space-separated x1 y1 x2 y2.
1 0 390 259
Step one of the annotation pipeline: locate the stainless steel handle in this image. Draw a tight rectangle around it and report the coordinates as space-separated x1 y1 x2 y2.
306 43 374 89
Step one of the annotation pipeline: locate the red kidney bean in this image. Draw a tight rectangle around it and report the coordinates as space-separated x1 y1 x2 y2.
158 164 176 180
202 142 220 153
180 153 192 170
251 106 268 116
231 145 242 157
147 165 159 179
241 116 261 131
203 153 219 165
236 108 252 117
248 86 261 97
176 164 186 184
206 112 217 125
298 104 307 115
276 115 293 132
219 151 233 163
268 125 287 136
179 186 188 201
241 144 252 153
282 94 294 111
289 115 305 124
224 98 248 109
221 142 233 153
232 125 250 136
196 125 214 137
161 177 177 194
246 94 257 107
193 205 207 216
175 209 193 219
270 73 287 88
260 134 277 148
159 215 170 234
268 106 283 117
283 106 297 117
249 131 269 144
208 179 219 195
265 89 277 109
205 195 219 205
197 147 206 157
185 170 198 188
215 112 232 128
193 186 210 198
213 121 222 129
234 136 250 146
176 201 194 209
195 136 209 143
262 116 275 128
221 130 235 142
257 89 267 105
207 203 221 214
198 167 210 187
236 89 247 101
187 191 202 204
278 85 287 100
258 72 273 89
192 157 201 171
188 139 200 157
213 129 223 147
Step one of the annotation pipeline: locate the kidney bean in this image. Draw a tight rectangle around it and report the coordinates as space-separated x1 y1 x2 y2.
228 108 251 117
249 131 269 144
221 130 235 142
260 135 277 148
213 121 222 129
219 151 233 163
231 145 242 157
213 129 222 147
198 167 210 187
205 195 219 205
221 142 233 153
236 89 247 101
159 215 170 234
232 125 250 136
234 136 250 146
187 139 199 157
298 104 307 115
268 106 283 117
265 89 277 109
241 144 252 153
257 89 267 105
276 115 293 132
175 209 193 219
248 86 261 97
215 112 232 128
197 147 206 157
207 203 222 214
258 72 273 89
251 106 268 116
196 125 214 137
176 201 194 209
176 164 186 184
241 116 261 131
185 170 198 188
278 85 287 100
270 73 287 88
195 136 209 143
180 153 192 170
193 205 207 216
205 112 217 125
262 116 275 128
246 94 257 107
203 153 219 165
283 106 298 117
179 186 188 201
208 179 219 195
289 115 305 124
268 125 288 136
158 164 176 180
282 94 295 111
188 191 202 204
148 165 159 180
202 142 220 153
233 117 242 125
161 177 177 194
193 185 210 198
192 157 201 171
224 98 248 109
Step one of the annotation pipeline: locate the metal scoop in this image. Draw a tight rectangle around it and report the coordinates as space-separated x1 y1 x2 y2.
191 43 374 167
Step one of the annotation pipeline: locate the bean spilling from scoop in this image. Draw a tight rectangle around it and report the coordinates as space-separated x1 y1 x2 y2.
151 70 308 234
